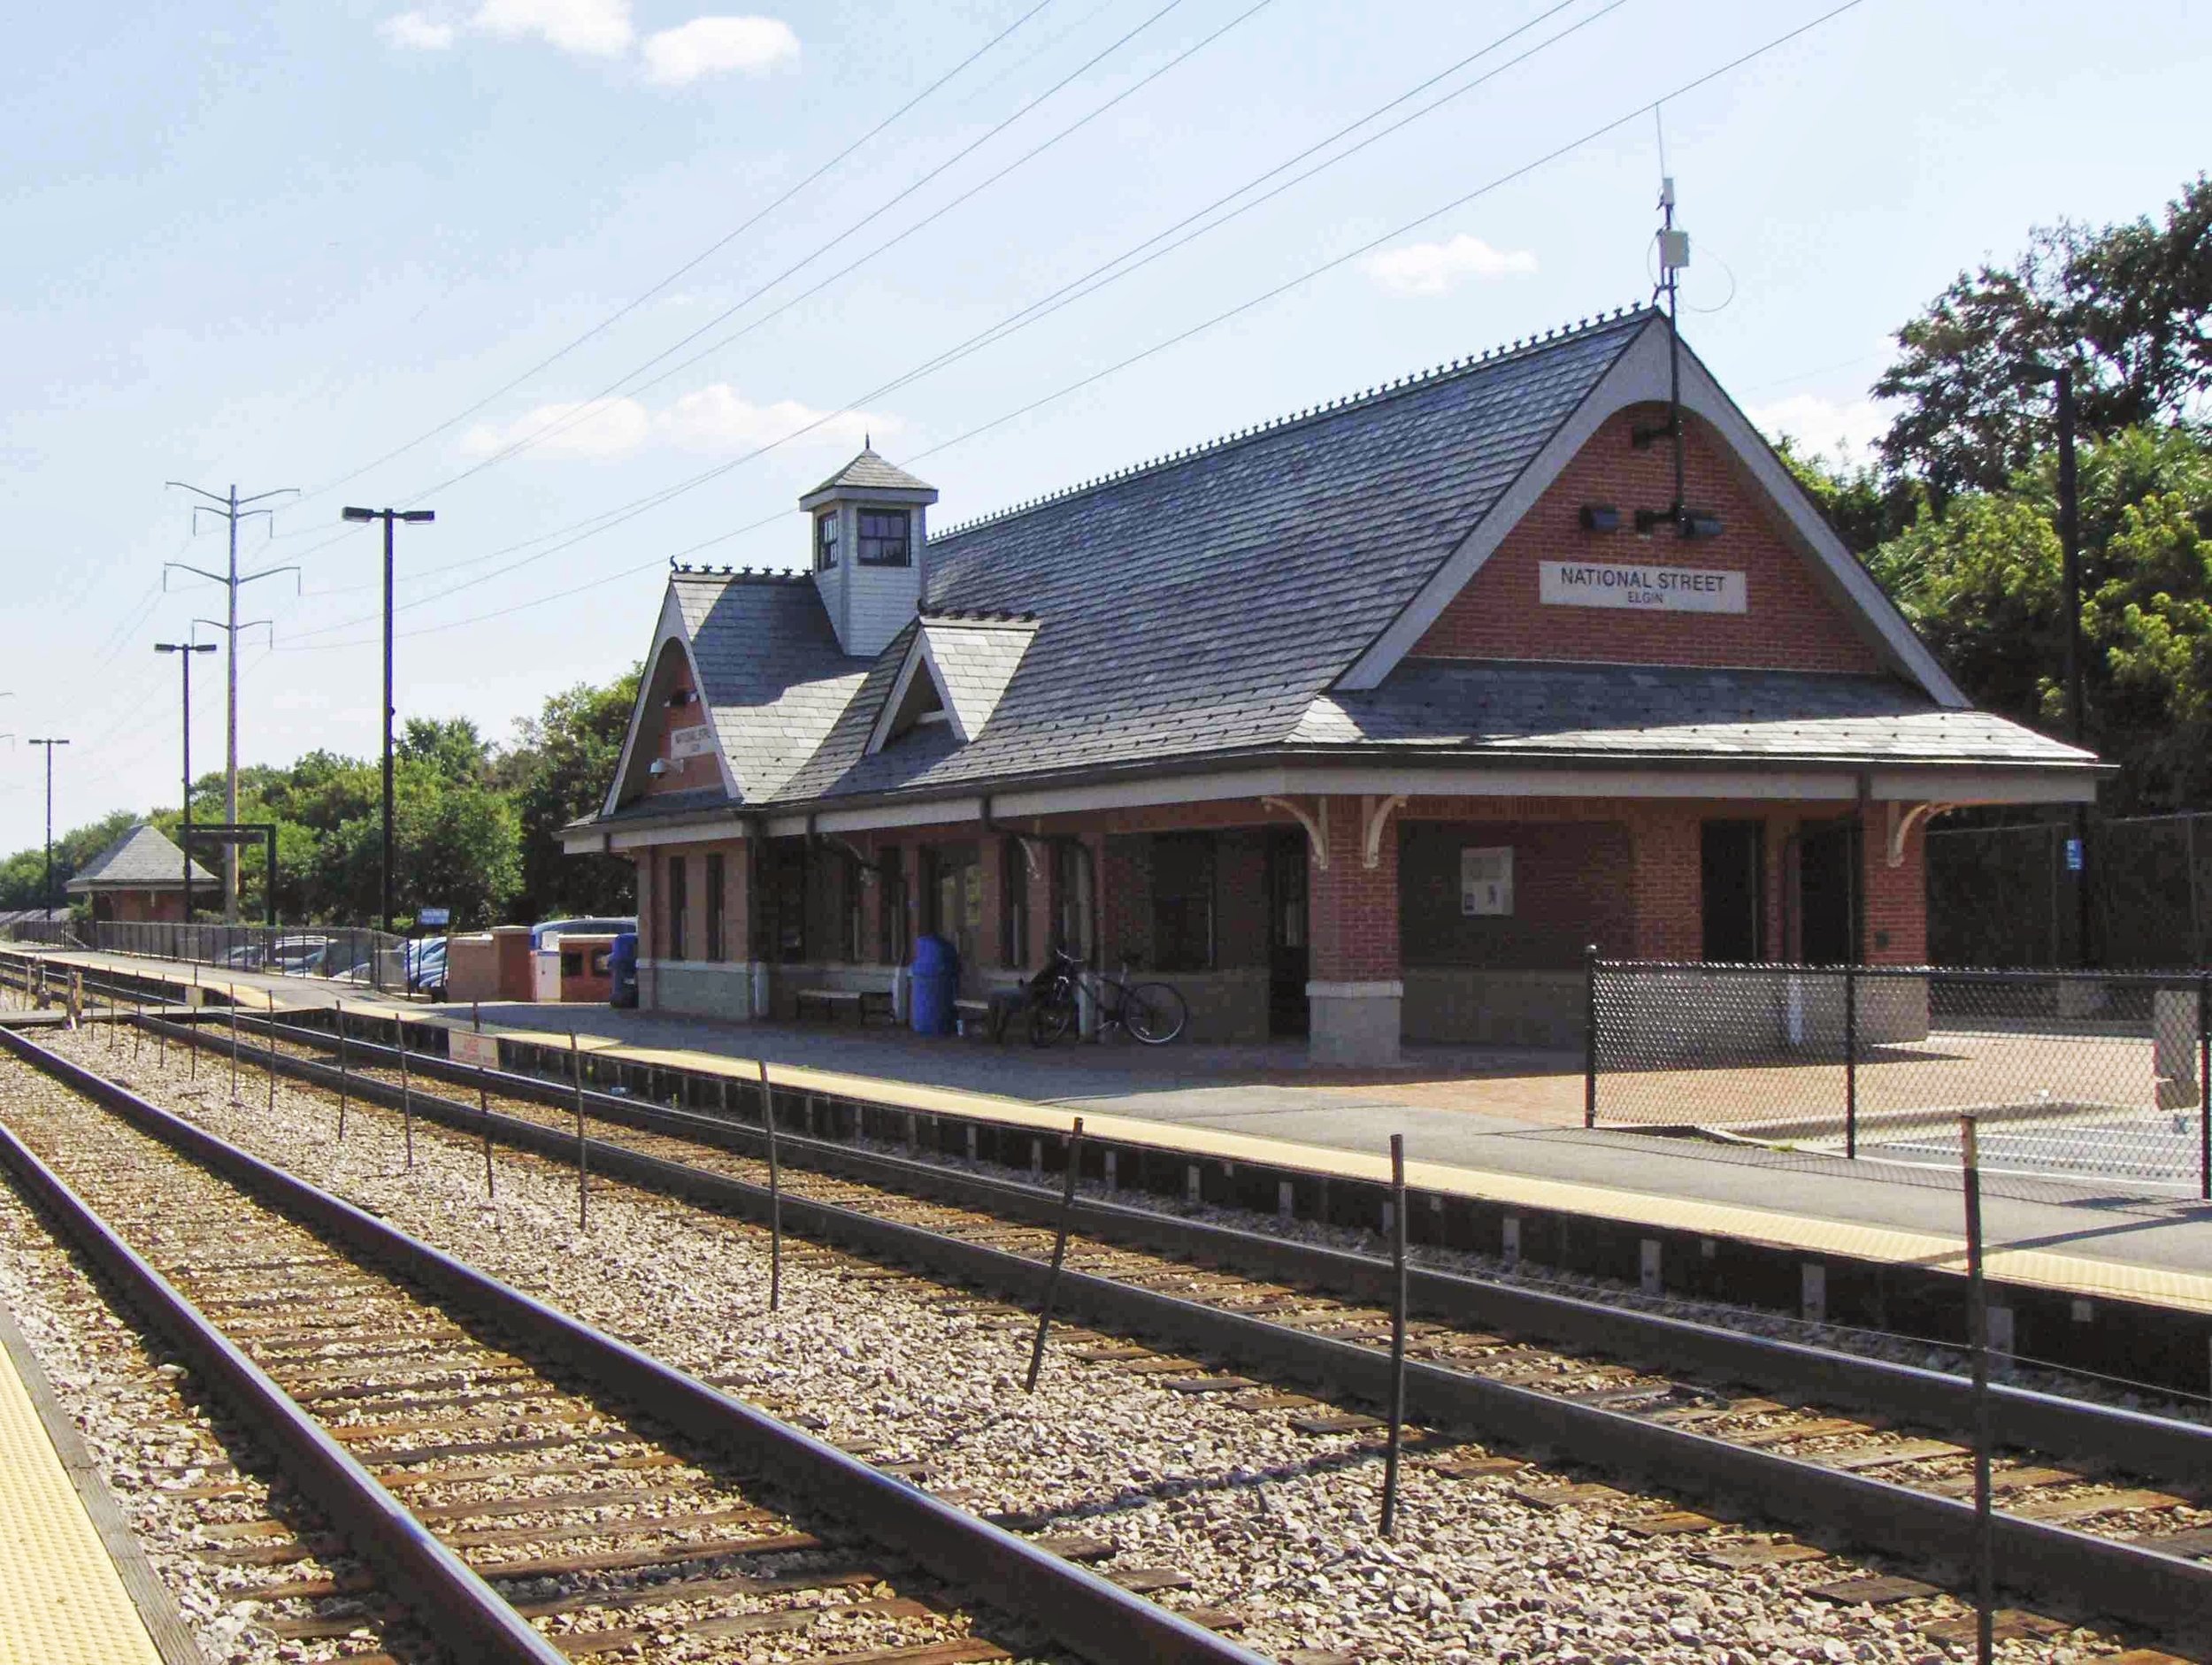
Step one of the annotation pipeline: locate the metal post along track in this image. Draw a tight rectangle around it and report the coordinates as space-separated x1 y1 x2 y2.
211 1001 2212 1490
0 1024 1267 1665
125 1009 2212 1640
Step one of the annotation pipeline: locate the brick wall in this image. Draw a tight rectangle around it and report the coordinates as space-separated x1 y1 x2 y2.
638 649 716 800
1863 817 1926 963
1309 795 1400 982
1410 405 1884 673
1399 819 1632 970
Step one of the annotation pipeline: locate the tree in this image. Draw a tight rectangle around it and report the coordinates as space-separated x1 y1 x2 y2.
1876 175 2211 499
496 668 641 923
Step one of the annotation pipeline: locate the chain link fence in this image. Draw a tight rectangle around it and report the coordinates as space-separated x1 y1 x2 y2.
1588 959 2212 1197
1930 812 2212 969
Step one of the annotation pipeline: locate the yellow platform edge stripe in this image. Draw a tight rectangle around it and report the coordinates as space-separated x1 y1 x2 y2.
29 948 2212 1318
0 1317 164 1665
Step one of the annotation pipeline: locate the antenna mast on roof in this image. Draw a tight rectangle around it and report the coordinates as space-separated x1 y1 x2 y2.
1633 169 1694 532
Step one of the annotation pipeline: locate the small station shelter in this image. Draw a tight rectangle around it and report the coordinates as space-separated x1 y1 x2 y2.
563 309 2099 1066
65 824 214 924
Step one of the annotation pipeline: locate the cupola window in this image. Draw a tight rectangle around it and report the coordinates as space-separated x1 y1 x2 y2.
857 508 911 567
815 510 840 571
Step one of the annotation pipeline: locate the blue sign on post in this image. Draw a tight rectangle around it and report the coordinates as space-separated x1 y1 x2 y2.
419 906 451 927
2063 838 2084 873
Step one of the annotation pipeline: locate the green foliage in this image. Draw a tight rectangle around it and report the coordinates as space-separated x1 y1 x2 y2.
0 667 641 927
1875 174 2210 499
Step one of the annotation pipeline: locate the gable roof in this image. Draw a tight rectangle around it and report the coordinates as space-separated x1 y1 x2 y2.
66 823 213 891
587 308 2095 829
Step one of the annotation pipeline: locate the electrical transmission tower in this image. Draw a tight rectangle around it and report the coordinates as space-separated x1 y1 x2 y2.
165 482 298 923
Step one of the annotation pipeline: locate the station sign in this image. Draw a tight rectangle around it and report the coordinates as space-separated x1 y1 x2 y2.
668 724 716 759
419 906 451 928
1539 559 1747 614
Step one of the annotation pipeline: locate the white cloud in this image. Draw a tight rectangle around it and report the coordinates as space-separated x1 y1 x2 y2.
1749 393 1888 463
380 11 457 48
643 16 799 84
1360 234 1538 298
472 0 634 58
459 386 887 461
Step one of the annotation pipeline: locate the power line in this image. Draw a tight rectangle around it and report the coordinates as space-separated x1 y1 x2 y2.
290 0 1065 511
405 0 1207 501
280 0 1876 652
277 0 1620 643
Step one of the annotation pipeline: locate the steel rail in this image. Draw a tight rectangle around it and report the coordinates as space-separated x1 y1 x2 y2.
209 1005 2212 1487
0 1104 569 1661
0 1023 1266 1665
133 1009 2212 1641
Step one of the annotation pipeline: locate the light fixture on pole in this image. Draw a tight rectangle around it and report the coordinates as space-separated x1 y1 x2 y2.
27 739 70 920
156 640 219 923
341 506 435 934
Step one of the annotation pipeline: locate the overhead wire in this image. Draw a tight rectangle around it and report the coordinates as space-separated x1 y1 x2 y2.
288 0 1066 513
401 0 1212 503
282 0 1876 651
276 0 1624 642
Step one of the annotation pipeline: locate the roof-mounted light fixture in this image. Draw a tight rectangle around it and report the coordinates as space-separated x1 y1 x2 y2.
1579 504 1621 533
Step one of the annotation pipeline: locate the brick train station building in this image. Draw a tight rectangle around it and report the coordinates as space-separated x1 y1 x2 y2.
564 309 2097 1065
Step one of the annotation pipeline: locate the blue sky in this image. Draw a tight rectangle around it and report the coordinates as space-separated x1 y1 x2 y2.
3 0 2206 856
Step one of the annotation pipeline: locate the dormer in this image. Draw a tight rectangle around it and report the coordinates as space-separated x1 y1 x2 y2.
801 445 939 658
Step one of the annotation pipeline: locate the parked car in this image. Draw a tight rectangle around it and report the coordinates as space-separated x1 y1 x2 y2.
267 934 337 976
405 936 449 1001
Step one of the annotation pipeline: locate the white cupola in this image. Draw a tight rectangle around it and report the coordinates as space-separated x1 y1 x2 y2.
800 444 939 659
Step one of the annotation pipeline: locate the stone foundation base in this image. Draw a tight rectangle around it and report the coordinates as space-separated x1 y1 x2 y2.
1308 980 1402 1068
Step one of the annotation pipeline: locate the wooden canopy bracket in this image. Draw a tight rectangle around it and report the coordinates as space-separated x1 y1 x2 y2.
1262 796 1329 871
1886 801 1956 868
1361 794 1406 870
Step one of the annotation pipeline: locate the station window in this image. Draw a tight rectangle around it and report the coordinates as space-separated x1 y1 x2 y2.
815 510 839 571
857 508 910 566
1151 832 1216 972
1001 838 1031 967
704 852 726 962
665 855 688 962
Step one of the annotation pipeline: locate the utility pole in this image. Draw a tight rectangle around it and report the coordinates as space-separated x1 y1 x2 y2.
165 482 299 924
28 739 70 918
2027 364 2091 964
341 506 435 934
156 640 219 922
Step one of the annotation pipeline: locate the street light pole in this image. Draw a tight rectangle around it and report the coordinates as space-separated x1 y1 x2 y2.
156 641 219 923
341 506 435 934
28 739 70 919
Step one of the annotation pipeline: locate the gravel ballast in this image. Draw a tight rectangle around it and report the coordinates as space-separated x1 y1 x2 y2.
10 1023 2175 1663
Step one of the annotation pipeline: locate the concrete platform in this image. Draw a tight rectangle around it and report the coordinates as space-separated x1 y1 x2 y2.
0 1306 170 1665
24 946 2212 1321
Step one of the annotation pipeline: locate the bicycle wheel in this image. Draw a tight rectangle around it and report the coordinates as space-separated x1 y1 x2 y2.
1028 995 1077 1047
1122 982 1188 1045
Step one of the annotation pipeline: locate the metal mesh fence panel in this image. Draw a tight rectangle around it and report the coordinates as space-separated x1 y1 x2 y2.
1592 960 2211 1196
87 921 408 993
1929 812 2212 971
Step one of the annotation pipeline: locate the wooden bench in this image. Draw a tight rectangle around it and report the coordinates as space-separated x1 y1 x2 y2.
794 987 895 1024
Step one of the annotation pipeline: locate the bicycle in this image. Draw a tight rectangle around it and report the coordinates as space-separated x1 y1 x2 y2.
1025 945 1188 1047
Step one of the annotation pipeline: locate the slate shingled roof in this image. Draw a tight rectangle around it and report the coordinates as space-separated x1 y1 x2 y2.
806 447 935 497
675 574 870 802
917 616 1036 740
1292 663 2093 765
65 824 213 891
598 308 2093 825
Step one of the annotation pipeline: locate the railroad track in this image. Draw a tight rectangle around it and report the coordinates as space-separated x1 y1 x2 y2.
0 1026 1260 1665
95 995 2212 1656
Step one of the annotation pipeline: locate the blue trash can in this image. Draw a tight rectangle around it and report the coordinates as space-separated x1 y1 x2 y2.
909 933 958 1036
609 932 639 1009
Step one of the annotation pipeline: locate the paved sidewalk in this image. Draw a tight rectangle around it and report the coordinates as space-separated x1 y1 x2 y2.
26 948 2212 1298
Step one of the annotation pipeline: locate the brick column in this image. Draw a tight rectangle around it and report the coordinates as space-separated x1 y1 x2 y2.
1629 807 1701 961
1307 795 1402 1067
1863 813 1926 964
